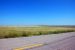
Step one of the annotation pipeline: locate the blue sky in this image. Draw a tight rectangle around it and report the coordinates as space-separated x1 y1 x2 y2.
0 0 75 26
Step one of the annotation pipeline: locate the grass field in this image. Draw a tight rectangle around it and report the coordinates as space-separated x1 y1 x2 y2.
0 26 75 39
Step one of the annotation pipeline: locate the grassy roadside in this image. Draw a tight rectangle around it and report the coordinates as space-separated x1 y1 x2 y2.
0 26 75 39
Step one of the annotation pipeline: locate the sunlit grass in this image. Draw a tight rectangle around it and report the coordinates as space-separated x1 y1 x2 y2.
0 26 75 39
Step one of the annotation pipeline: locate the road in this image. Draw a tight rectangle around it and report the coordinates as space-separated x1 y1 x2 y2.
0 32 75 50
28 35 75 50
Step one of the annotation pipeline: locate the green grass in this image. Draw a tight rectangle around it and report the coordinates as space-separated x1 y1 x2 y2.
0 26 75 39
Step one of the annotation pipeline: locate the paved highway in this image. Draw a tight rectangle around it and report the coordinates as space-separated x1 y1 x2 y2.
0 32 75 50
28 35 75 50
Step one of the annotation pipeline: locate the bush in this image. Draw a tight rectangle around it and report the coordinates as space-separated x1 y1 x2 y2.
22 31 29 37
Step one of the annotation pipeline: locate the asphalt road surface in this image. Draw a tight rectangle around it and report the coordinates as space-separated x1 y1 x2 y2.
0 32 75 50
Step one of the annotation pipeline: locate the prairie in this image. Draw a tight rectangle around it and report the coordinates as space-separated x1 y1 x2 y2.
0 26 75 39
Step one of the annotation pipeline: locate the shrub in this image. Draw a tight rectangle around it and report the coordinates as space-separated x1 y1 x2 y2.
22 31 29 37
